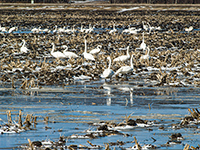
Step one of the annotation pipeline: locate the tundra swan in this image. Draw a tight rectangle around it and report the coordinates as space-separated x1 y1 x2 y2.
83 39 95 61
62 45 79 59
20 39 29 53
185 26 193 33
101 56 114 81
140 46 151 64
51 43 66 59
140 32 147 51
89 45 102 54
114 54 134 79
113 46 130 62
109 24 117 34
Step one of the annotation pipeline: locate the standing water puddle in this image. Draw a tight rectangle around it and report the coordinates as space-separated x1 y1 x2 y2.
0 80 199 149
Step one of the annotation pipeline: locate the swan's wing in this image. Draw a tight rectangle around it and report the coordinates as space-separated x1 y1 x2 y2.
113 56 123 62
102 69 114 78
114 55 129 62
114 67 123 76
20 47 29 53
101 69 109 78
89 48 99 54
122 66 133 74
84 53 95 61
64 52 78 58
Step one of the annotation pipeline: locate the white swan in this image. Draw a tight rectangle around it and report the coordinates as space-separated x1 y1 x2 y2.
31 27 41 33
140 32 147 51
80 24 86 33
83 39 95 61
122 25 131 33
129 29 138 34
85 24 94 33
20 39 29 53
113 46 130 62
122 25 139 34
147 22 154 34
62 45 79 59
101 56 114 81
57 26 65 33
0 24 6 32
88 24 95 33
65 25 75 34
109 24 117 34
185 26 193 33
140 46 151 63
52 25 58 33
8 26 17 33
89 45 102 54
51 43 66 59
142 21 148 31
114 54 134 79
42 28 51 33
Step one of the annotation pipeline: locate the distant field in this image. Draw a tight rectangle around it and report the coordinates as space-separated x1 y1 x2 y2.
0 3 200 11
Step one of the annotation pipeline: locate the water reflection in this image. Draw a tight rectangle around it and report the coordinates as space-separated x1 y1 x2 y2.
130 88 133 105
0 81 200 149
103 83 112 106
117 86 134 106
102 83 135 106
107 97 111 106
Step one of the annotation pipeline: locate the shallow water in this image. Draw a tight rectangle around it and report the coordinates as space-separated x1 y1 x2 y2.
0 79 199 149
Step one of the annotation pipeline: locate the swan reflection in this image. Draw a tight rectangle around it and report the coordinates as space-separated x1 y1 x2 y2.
103 83 112 106
118 86 134 105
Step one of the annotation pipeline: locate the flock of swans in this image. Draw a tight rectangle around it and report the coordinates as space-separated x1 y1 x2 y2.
0 21 193 36
0 21 163 35
100 53 135 82
0 25 18 33
114 46 130 62
16 18 195 83
1 13 197 87
19 28 151 82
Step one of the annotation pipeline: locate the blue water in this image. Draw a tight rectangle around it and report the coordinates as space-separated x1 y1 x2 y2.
1 27 199 35
0 81 199 149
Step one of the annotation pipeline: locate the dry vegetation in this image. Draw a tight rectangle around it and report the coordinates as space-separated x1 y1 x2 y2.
0 4 199 88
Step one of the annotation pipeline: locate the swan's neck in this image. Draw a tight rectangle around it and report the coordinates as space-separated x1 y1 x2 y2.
84 40 87 53
52 44 55 53
130 55 133 68
108 57 111 69
147 22 151 28
142 32 144 42
147 48 150 55
127 46 129 56
54 26 57 31
64 47 68 52
22 41 25 47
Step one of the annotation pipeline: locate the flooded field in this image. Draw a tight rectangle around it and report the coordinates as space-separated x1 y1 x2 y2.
0 3 200 149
